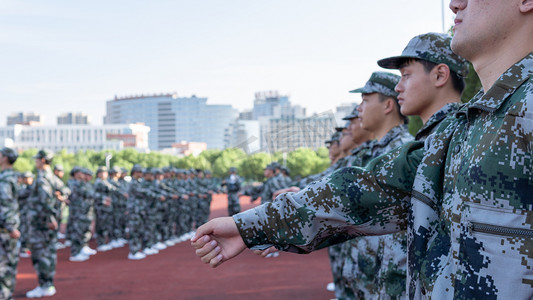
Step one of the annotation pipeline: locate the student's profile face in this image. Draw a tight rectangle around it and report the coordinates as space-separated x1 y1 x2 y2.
358 93 385 131
396 61 433 117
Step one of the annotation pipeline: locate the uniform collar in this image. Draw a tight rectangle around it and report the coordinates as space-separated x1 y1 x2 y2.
462 52 533 115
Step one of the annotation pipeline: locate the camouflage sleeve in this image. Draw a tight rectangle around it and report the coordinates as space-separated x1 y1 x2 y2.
36 177 58 219
233 141 424 253
0 178 18 232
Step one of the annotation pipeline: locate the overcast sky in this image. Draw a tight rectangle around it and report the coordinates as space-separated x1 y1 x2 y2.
1 0 455 125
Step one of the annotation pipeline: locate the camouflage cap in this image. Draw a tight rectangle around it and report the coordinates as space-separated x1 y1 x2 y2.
229 167 237 173
335 120 350 132
154 168 163 175
53 164 64 172
96 166 107 174
109 166 122 174
144 167 155 174
270 162 281 170
377 32 468 76
325 131 342 144
349 72 400 98
0 147 18 164
204 170 212 175
342 104 360 120
265 164 276 171
82 168 93 176
33 149 54 161
22 171 34 178
131 164 144 174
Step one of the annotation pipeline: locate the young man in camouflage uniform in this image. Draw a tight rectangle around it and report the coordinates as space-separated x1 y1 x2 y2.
337 72 413 299
93 167 115 252
126 165 147 260
108 166 128 248
26 150 68 298
192 1 533 298
0 147 20 300
17 171 34 258
221 167 241 216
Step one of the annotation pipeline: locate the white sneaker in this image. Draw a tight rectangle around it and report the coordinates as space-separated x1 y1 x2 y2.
63 240 72 247
82 246 97 256
97 244 112 252
109 240 122 248
165 240 175 246
143 247 158 255
69 253 89 262
119 238 128 244
154 242 167 250
128 252 146 260
55 241 66 250
327 282 335 292
26 286 56 298
57 232 66 239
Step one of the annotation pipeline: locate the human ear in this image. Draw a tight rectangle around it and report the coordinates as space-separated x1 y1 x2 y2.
434 64 450 88
383 98 395 115
520 0 533 13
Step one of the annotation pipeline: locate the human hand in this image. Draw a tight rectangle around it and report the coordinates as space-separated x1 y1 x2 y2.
191 217 246 268
272 187 300 200
252 246 279 258
47 217 58 230
9 229 20 239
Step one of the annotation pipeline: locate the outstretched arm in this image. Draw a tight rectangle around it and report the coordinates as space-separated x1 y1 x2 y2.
192 141 424 267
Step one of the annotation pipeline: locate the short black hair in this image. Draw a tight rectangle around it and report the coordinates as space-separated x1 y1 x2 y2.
377 93 408 124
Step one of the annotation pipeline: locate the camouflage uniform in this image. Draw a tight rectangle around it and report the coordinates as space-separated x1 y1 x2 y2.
232 53 533 299
223 170 242 216
17 175 33 253
141 175 163 249
68 178 94 257
94 176 117 246
27 167 67 289
0 168 19 300
194 173 211 226
108 176 128 242
126 176 147 255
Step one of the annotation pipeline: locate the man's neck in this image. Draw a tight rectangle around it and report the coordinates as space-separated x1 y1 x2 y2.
374 119 403 141
473 34 532 91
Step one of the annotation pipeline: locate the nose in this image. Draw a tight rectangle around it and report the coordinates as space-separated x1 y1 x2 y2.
395 82 403 93
449 0 466 14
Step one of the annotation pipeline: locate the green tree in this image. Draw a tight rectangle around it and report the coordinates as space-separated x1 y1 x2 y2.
238 153 271 181
286 148 320 178
212 148 246 178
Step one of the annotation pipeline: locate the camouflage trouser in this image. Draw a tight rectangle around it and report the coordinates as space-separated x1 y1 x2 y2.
19 208 29 250
29 229 57 288
227 192 240 216
95 208 113 246
112 203 126 241
0 233 19 300
339 236 381 299
157 202 170 241
188 197 198 230
168 200 179 238
328 243 344 299
195 196 211 226
127 214 143 254
177 199 189 236
143 206 158 248
70 216 92 256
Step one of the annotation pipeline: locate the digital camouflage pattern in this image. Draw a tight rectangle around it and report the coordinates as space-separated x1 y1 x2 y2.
68 179 94 256
414 102 461 141
27 168 67 288
339 124 413 299
377 33 468 77
94 177 116 246
0 169 19 300
233 53 533 299
349 72 400 98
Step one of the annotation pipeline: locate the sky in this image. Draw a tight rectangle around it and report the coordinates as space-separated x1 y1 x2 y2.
0 0 456 125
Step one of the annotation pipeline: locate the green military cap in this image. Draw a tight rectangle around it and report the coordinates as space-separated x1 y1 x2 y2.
96 166 107 174
350 72 400 98
82 168 93 176
0 147 18 164
325 131 342 144
109 166 122 174
22 171 34 178
335 120 350 132
53 164 64 172
377 32 468 76
342 104 360 120
33 149 54 161
131 164 143 174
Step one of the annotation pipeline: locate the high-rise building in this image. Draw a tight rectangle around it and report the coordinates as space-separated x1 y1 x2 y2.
262 112 335 153
224 120 261 154
7 112 42 125
252 91 291 120
0 123 149 152
104 93 238 150
57 112 91 125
